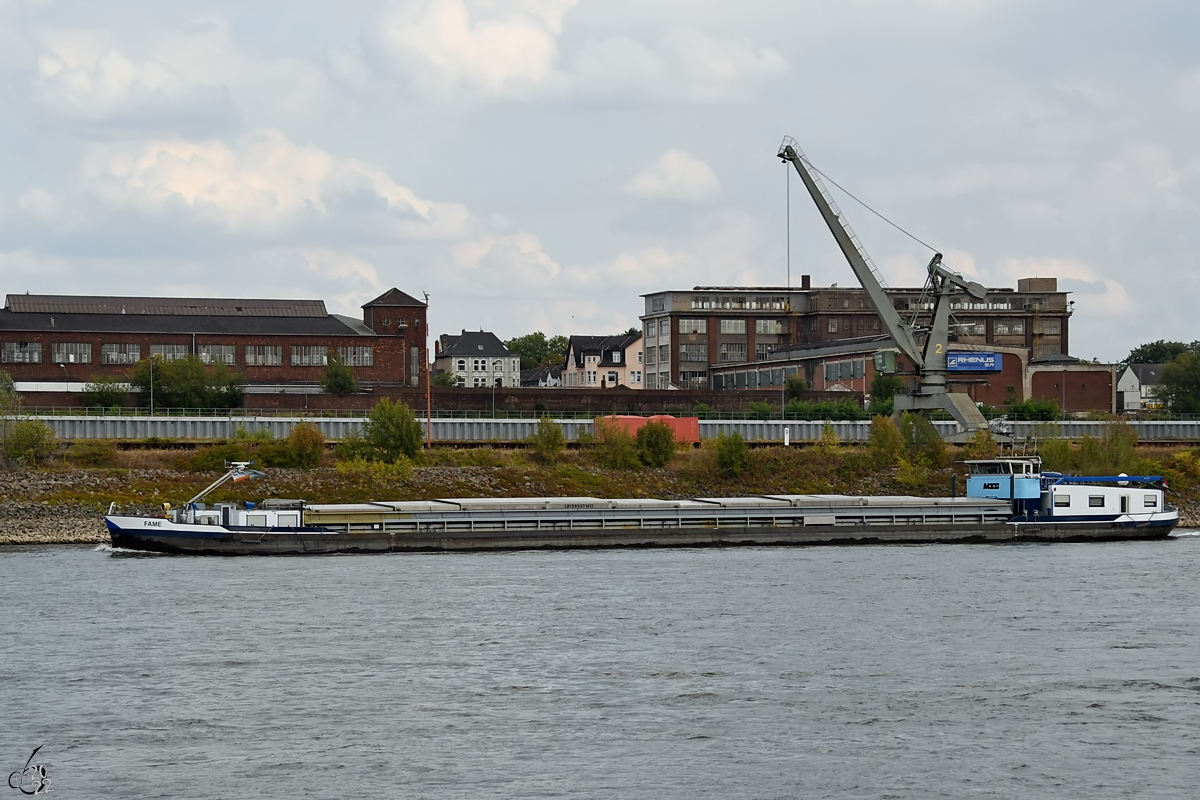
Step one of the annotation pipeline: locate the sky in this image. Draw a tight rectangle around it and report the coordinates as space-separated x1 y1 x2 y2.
1 0 1198 362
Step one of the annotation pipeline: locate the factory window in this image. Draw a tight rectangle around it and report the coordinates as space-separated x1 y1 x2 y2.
1054 494 1071 507
659 371 670 387
193 344 234 366
679 318 707 334
646 348 656 365
1 342 41 364
150 344 189 362
1034 318 1061 335
291 346 328 367
680 344 707 362
646 320 657 337
756 319 784 335
828 319 839 333
651 297 666 312
755 343 777 360
658 345 669 363
52 342 92 364
411 348 420 387
245 345 283 366
994 321 1026 336
337 347 373 367
690 296 714 309
720 319 746 334
809 318 818 331
828 298 836 308
719 342 747 362
1088 496 1105 508
101 344 141 365
843 299 850 308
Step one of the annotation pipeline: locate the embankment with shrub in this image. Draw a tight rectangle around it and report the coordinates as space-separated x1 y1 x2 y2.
2 407 1198 545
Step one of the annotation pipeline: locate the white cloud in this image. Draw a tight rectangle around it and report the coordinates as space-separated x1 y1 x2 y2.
996 257 1135 316
369 0 576 99
31 48 234 129
81 129 469 237
17 188 57 217
453 231 561 280
625 150 719 203
571 29 787 104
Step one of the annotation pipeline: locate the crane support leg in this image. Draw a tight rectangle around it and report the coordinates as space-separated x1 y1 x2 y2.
893 391 989 443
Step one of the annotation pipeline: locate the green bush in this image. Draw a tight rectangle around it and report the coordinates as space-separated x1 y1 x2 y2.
636 421 677 467
79 376 129 410
748 400 775 418
715 431 749 476
960 428 999 460
68 439 119 467
321 349 358 396
899 412 947 468
784 398 864 420
130 354 243 409
868 415 904 467
4 420 57 465
1006 398 1060 421
365 399 424 462
287 422 326 468
334 431 378 462
785 373 808 399
867 374 902 417
432 372 458 388
528 415 567 463
592 418 640 470
188 442 252 472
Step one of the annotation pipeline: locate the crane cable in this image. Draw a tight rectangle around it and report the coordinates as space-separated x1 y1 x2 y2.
805 161 940 255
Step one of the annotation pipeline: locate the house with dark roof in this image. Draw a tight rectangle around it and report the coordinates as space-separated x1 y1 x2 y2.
1118 363 1166 411
434 330 521 387
520 364 563 387
0 288 428 394
562 332 644 389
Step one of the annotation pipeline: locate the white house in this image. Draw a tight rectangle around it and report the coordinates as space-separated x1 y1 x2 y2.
1117 364 1165 411
434 330 521 387
562 332 644 389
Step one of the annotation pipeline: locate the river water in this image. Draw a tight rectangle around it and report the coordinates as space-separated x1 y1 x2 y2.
3 536 1199 799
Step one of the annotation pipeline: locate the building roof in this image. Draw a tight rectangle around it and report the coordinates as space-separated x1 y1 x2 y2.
1129 363 1166 385
438 330 514 358
362 288 426 308
521 364 563 386
0 309 374 337
565 332 642 368
5 294 327 317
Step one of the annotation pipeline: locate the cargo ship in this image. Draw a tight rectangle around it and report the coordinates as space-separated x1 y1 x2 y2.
103 458 1178 555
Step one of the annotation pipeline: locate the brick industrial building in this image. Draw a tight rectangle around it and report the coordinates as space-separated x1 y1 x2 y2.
0 289 428 392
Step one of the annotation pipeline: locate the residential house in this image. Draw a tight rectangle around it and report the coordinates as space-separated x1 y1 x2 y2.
561 333 644 389
434 330 521 387
1118 364 1165 411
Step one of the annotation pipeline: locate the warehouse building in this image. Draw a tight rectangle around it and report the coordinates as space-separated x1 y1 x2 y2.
0 289 428 393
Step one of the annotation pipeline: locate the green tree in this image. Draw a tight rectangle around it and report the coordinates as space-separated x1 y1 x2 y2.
286 422 326 468
365 399 425 462
784 398 865 420
715 431 749 476
130 355 243 409
1123 340 1200 368
321 349 358 396
528 415 567 463
867 374 903 417
1154 351 1200 414
4 419 56 465
899 412 947 468
432 371 458 387
961 428 999 460
785 373 808 400
636 420 676 467
1006 398 1060 421
505 332 570 370
868 414 904 467
80 376 129 409
592 418 640 469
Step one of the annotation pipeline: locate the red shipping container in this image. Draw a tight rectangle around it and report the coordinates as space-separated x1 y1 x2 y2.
595 415 699 444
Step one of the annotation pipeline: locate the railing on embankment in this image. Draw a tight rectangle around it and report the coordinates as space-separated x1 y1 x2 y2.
28 416 1200 444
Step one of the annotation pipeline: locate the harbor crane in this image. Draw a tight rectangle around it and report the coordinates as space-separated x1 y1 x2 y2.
777 137 990 439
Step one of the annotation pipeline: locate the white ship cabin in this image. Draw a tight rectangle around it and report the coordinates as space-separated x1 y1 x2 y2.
176 500 305 529
1043 479 1166 520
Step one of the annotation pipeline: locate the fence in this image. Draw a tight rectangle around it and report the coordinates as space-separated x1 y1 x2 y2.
27 416 1200 444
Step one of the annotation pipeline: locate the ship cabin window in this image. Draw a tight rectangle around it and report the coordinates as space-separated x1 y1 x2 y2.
1054 494 1071 507
246 513 268 527
972 462 1011 475
1144 495 1158 508
277 512 300 527
1088 496 1105 508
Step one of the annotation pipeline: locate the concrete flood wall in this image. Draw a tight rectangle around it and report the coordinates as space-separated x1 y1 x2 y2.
29 415 1200 443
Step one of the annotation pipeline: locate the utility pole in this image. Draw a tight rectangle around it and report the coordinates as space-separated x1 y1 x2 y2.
424 292 432 451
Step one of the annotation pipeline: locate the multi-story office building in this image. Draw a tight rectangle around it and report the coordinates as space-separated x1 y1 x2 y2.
640 276 1070 389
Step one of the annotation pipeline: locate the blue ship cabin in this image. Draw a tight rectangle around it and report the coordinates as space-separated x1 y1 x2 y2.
965 458 1043 501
